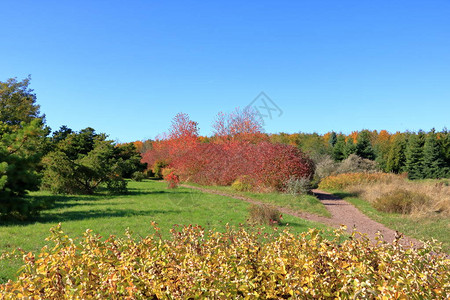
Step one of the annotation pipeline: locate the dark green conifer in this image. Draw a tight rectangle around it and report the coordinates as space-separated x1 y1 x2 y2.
405 132 425 179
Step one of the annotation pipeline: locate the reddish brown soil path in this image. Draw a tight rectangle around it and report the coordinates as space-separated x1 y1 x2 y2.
311 189 420 247
182 184 421 247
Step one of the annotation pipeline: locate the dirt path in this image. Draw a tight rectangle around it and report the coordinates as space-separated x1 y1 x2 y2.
311 189 420 247
182 184 421 247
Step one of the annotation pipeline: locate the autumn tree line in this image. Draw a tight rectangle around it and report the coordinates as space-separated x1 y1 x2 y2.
270 129 449 180
136 128 449 182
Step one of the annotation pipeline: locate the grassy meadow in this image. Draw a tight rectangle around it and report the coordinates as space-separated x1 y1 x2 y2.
0 180 332 283
185 183 331 217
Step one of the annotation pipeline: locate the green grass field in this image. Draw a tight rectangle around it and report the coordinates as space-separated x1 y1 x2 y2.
185 183 331 217
329 190 450 253
0 180 333 283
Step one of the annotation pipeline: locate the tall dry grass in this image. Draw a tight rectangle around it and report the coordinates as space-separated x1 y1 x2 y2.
346 178 450 217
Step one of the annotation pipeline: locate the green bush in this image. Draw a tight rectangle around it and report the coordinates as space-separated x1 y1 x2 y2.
152 161 167 179
248 204 281 226
373 189 430 214
106 177 128 195
131 171 145 182
283 176 311 195
41 128 129 195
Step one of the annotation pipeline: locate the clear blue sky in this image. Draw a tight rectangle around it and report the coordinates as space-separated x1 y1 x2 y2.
1 1 449 142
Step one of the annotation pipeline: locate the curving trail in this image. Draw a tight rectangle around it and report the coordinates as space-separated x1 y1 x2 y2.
182 184 421 247
311 189 420 247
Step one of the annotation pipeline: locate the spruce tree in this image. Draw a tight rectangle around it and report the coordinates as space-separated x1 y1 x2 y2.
438 128 450 177
386 134 407 173
355 130 375 160
332 134 346 161
405 132 425 179
344 138 357 158
0 77 48 219
422 129 446 178
328 131 337 148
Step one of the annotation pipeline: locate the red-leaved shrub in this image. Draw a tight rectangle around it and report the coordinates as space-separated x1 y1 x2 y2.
141 112 315 191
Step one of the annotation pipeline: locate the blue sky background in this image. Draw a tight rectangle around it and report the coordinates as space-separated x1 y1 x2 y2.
1 1 449 142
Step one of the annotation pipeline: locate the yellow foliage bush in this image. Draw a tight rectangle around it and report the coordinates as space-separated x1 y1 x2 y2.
161 167 175 179
1 223 449 299
318 172 401 190
231 176 252 192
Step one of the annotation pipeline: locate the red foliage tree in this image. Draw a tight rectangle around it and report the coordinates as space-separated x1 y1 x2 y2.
212 107 268 143
141 110 314 190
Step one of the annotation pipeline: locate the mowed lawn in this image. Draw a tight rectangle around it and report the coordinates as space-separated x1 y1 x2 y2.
0 180 332 283
186 183 331 217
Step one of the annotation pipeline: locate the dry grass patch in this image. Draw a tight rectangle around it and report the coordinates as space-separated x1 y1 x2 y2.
346 177 450 217
248 204 282 226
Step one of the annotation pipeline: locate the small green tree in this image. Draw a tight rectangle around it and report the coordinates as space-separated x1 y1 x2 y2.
405 132 425 180
332 134 346 161
0 77 49 219
422 129 446 178
386 134 407 173
344 138 356 158
328 131 337 148
355 130 375 160
0 76 44 126
113 143 146 178
41 128 129 195
438 128 450 177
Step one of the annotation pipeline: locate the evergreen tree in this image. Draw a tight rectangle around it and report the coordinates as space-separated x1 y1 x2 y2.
405 132 425 179
422 129 446 178
332 134 346 161
41 128 142 195
328 131 337 148
438 128 450 177
355 130 375 160
386 134 407 173
0 76 44 126
0 77 48 219
344 138 356 158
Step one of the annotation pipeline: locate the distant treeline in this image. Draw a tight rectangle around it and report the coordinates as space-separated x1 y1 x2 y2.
134 129 450 180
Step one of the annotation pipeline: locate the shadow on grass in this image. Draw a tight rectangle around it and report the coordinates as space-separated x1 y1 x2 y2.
0 189 194 226
38 208 180 224
331 191 358 199
0 208 181 226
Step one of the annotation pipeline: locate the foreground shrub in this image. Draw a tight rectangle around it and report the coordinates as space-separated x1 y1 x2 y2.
248 204 282 226
373 189 431 214
1 224 448 299
283 176 311 195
